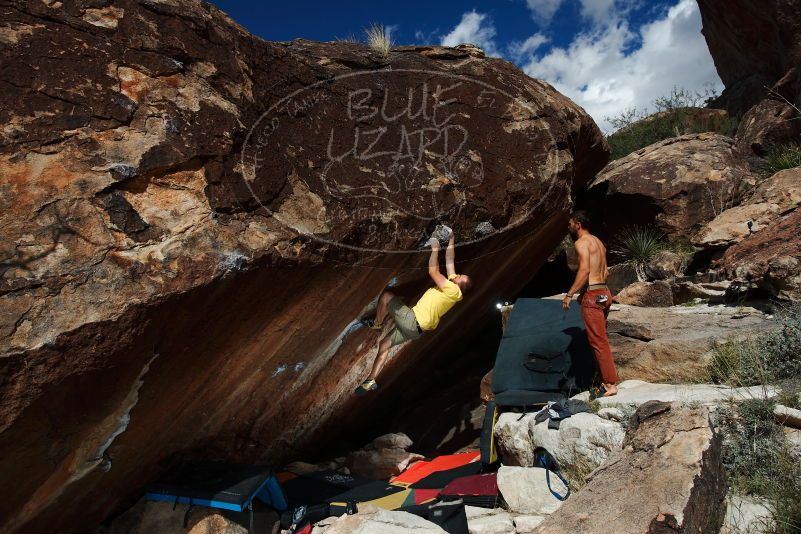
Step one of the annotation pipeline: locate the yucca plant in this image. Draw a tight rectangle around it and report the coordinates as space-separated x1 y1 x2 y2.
365 23 393 58
610 225 668 277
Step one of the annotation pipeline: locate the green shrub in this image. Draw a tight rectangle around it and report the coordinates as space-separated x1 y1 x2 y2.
719 399 801 533
610 226 668 276
606 87 738 160
764 143 801 175
709 304 801 387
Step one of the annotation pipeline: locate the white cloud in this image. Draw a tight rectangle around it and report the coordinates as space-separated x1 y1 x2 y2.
578 0 618 25
525 0 566 26
520 0 723 132
440 11 500 56
508 33 550 61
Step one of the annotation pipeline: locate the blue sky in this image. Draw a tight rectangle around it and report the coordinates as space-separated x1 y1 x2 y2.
210 0 723 131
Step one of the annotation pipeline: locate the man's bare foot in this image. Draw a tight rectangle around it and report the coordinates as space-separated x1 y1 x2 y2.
602 383 618 397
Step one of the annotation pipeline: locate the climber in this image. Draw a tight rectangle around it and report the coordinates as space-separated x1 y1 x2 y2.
355 229 472 395
562 210 619 397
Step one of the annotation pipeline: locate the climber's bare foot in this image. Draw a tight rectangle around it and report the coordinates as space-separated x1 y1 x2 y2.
603 383 618 397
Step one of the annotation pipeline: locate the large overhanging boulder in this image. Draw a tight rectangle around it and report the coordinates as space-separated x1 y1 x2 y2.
698 0 801 115
0 0 607 532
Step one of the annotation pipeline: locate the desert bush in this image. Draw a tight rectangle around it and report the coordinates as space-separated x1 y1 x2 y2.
606 87 738 160
719 399 801 533
365 24 393 58
708 304 801 387
764 143 801 175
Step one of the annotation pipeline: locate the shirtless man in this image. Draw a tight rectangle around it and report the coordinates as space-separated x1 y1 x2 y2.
355 230 472 395
562 211 618 397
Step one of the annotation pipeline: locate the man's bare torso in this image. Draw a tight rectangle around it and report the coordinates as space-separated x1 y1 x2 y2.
577 234 608 285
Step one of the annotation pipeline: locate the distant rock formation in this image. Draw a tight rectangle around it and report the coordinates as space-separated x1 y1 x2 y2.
0 0 607 532
698 0 801 115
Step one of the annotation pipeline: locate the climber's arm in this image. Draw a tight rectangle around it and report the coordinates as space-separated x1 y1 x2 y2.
445 233 456 278
428 238 448 289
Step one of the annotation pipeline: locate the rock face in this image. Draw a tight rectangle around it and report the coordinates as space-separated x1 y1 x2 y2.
494 412 624 470
0 1 608 533
721 208 801 300
694 168 801 253
586 134 755 241
496 467 566 516
606 303 775 383
614 281 674 307
693 203 781 250
748 168 801 212
535 402 726 533
698 0 801 115
644 250 684 280
606 263 641 294
735 98 801 157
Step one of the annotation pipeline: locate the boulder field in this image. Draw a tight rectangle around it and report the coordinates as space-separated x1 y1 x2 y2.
0 0 607 532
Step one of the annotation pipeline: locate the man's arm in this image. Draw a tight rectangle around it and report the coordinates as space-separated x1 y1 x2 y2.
563 240 590 310
428 238 449 289
445 233 456 278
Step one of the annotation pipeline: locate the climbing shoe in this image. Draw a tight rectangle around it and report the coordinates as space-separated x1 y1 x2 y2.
355 379 379 396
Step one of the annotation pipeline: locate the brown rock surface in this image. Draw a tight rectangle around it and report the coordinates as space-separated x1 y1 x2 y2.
693 203 781 249
0 1 608 532
644 250 685 280
735 98 801 157
606 263 641 294
586 133 755 241
614 281 674 307
607 304 775 383
698 0 801 115
535 402 726 534
720 208 801 300
747 168 801 212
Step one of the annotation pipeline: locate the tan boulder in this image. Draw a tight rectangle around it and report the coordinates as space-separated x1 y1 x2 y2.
693 203 781 249
345 433 424 480
644 250 685 280
747 168 801 212
614 281 674 307
497 467 567 515
606 303 775 383
588 133 756 241
312 504 446 533
535 401 726 533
